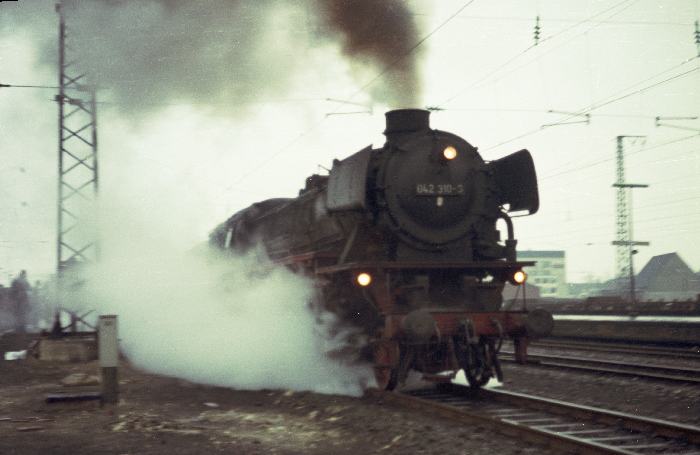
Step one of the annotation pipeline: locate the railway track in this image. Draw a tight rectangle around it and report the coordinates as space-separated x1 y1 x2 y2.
384 384 700 454
499 351 700 384
528 339 700 360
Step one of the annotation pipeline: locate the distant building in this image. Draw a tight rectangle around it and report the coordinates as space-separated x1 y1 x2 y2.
636 252 700 301
596 252 700 301
517 250 568 297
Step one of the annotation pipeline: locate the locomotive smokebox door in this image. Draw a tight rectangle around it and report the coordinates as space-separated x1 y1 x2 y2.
488 149 539 214
326 146 372 211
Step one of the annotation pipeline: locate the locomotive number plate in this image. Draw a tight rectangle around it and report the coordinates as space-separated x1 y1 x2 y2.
415 183 465 196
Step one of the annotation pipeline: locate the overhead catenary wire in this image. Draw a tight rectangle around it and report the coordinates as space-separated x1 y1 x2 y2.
541 173 700 210
521 181 700 230
2 80 334 108
437 0 640 107
525 221 700 252
520 210 700 243
464 0 644 93
483 58 700 152
540 171 700 215
540 157 700 201
539 133 700 181
539 146 700 197
540 189 700 221
519 133 700 244
425 107 692 127
0 83 61 89
410 13 695 27
522 223 700 249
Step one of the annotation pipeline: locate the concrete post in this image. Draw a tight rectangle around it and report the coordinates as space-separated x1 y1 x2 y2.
98 315 118 404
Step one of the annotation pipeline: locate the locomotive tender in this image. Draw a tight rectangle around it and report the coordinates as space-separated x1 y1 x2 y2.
211 109 552 389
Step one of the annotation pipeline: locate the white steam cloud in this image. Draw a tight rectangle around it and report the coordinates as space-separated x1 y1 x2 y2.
63 212 374 396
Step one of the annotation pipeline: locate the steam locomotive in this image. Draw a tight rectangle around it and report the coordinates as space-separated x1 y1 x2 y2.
210 109 552 389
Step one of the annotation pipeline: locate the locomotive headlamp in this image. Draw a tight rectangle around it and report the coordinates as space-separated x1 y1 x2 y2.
356 272 372 287
513 270 527 285
442 146 458 160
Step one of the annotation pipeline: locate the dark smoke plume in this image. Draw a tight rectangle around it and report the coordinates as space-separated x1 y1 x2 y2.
4 0 423 113
313 0 423 107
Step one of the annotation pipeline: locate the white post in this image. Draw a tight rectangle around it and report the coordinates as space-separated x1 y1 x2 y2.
98 315 118 404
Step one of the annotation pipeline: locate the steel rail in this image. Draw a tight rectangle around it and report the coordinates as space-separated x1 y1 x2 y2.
500 351 700 384
528 339 700 360
380 384 700 455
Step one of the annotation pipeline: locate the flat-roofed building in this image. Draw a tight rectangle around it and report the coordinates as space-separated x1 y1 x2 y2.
517 250 567 297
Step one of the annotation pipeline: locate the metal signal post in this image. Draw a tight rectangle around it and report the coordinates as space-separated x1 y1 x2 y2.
55 1 99 275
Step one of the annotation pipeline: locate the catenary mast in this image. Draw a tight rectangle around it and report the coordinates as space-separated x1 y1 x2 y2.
56 1 99 275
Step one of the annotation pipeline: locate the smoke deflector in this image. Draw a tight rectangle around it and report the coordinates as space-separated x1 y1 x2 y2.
487 149 540 214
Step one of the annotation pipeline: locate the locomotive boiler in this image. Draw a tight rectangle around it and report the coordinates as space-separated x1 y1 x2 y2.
211 109 552 389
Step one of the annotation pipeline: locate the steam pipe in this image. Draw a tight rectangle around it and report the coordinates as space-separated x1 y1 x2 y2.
499 212 517 262
499 211 514 240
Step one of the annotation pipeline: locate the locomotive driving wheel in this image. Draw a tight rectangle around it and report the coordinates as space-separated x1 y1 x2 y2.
455 322 492 388
373 340 399 390
461 341 491 388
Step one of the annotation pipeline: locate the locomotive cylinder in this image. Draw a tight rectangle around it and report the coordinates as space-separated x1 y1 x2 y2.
400 309 438 343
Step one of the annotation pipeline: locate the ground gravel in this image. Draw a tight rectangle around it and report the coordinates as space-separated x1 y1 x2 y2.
0 359 560 455
3 334 697 454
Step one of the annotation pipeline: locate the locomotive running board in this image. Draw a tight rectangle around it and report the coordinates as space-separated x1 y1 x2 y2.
315 260 535 274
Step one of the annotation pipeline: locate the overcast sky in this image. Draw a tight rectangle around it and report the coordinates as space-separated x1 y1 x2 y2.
1 0 698 285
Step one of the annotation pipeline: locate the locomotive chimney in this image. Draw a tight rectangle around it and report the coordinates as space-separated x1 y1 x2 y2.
384 109 431 142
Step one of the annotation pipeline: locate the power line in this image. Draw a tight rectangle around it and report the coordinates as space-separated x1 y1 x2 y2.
534 188 700 224
538 0 639 47
541 162 700 204
437 107 662 120
559 195 700 221
539 133 700 181
541 169 700 209
578 67 700 117
0 83 60 89
438 0 638 107
411 13 694 27
95 97 328 107
520 211 700 243
542 179 700 213
495 64 698 150
471 3 658 100
484 58 700 151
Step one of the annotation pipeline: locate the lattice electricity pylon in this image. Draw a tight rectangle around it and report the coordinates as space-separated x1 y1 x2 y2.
55 1 99 274
613 136 629 278
612 136 650 304
612 135 647 284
